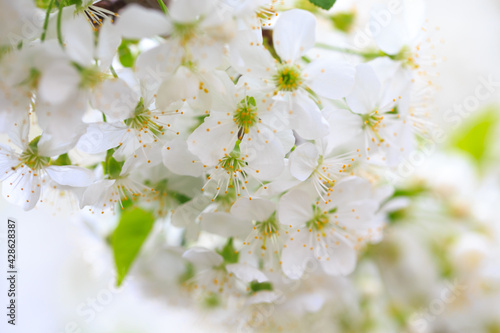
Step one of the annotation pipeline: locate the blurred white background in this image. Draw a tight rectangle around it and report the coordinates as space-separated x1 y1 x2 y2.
1 0 500 332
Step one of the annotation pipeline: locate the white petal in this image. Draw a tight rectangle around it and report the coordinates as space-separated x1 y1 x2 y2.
247 291 279 305
36 97 87 153
38 62 80 105
90 79 137 120
45 165 94 187
288 93 329 140
226 263 268 283
335 200 380 228
120 145 163 174
273 9 315 63
374 63 413 111
0 145 18 181
0 0 41 46
162 138 204 177
97 19 122 69
346 64 381 115
207 70 238 114
77 122 126 154
63 16 94 66
115 4 172 39
187 116 237 166
229 34 277 78
189 40 225 70
289 142 318 181
280 230 311 279
2 168 41 211
4 115 29 150
135 43 182 93
322 106 363 150
79 179 115 208
37 132 83 157
274 129 295 155
367 57 401 83
242 136 285 180
169 0 214 23
156 66 200 108
370 4 408 55
0 86 31 135
303 60 355 100
230 197 275 222
182 247 223 268
255 162 301 197
200 212 252 238
278 189 312 227
404 0 426 43
371 0 425 55
166 175 205 202
171 195 211 227
320 235 356 276
298 293 325 313
329 176 373 206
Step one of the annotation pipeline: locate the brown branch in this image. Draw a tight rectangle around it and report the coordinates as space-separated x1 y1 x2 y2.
94 0 169 13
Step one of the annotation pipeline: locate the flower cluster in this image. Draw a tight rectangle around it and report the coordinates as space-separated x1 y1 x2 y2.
0 0 439 329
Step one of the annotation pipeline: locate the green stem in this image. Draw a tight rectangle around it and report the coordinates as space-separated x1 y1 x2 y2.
41 0 55 42
315 43 384 59
304 86 322 109
157 0 169 15
110 65 118 78
57 0 64 48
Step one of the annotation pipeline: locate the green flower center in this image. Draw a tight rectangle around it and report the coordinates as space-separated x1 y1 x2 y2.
19 136 49 171
233 96 258 139
306 205 333 231
392 45 419 70
255 212 279 250
214 186 238 209
361 106 398 142
20 152 50 171
173 21 199 45
76 64 109 89
362 112 384 131
274 64 302 92
124 98 164 135
218 151 247 174
24 68 41 90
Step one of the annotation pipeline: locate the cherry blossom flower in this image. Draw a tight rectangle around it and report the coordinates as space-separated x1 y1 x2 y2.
278 177 381 279
0 124 94 210
231 9 355 139
325 60 415 165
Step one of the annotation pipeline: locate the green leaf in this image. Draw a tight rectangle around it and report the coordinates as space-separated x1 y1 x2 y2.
216 238 239 264
28 135 42 152
118 197 135 212
112 207 155 286
178 262 195 284
52 153 71 166
330 11 355 33
247 96 256 107
249 280 273 293
203 293 220 308
449 108 499 165
118 41 135 68
308 0 337 10
35 0 53 9
67 0 83 9
103 149 124 179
